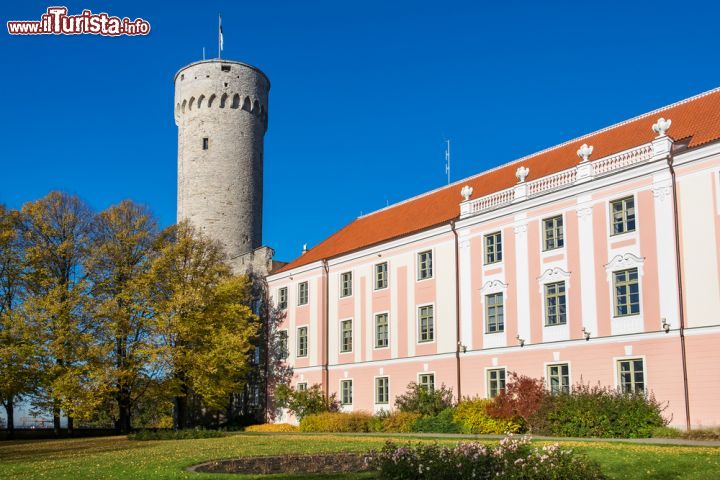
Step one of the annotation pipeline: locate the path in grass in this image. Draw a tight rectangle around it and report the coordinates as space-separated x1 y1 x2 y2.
1 433 719 480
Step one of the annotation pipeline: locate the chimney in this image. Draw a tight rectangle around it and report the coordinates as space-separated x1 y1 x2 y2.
301 243 308 255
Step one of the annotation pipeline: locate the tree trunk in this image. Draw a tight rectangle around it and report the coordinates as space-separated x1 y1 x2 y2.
4 398 15 440
117 386 132 434
67 415 74 437
53 403 61 437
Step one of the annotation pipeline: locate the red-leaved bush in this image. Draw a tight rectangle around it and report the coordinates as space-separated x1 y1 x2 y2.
486 372 547 430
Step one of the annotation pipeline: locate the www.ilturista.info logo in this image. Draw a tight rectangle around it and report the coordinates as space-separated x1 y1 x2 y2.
7 7 150 36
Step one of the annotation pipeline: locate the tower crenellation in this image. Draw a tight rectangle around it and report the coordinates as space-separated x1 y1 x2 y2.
174 59 270 272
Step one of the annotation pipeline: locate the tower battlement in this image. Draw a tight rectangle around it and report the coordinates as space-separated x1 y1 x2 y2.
175 59 270 272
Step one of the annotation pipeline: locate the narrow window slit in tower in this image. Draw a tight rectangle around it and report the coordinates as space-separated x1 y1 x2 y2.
202 138 209 150
221 65 231 72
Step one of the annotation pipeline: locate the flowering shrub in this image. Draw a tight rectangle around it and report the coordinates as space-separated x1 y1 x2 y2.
299 411 374 432
365 435 605 479
244 423 299 432
453 398 524 434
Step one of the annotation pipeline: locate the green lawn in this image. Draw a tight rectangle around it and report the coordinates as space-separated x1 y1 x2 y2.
0 433 718 479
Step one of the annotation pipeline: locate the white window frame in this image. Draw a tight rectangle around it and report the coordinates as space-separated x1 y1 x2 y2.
613 355 647 394
484 292 505 333
417 249 434 281
544 281 567 326
339 318 353 353
296 326 308 357
374 262 389 290
417 372 436 392
608 194 638 237
485 366 506 398
297 382 308 391
278 329 288 360
417 303 435 343
277 287 288 310
542 214 565 251
340 378 353 405
484 231 503 265
297 281 309 306
339 271 353 298
374 376 389 405
612 267 641 318
374 311 390 349
545 362 571 394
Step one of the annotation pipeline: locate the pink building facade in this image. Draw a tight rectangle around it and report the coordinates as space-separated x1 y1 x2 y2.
267 89 720 428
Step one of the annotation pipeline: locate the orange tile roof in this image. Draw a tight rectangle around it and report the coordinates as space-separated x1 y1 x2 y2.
275 87 720 274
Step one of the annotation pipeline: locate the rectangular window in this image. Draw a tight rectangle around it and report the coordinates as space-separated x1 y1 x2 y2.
485 293 504 333
487 368 506 398
202 137 209 150
418 373 435 392
297 282 308 306
543 215 564 250
297 382 307 392
341 379 353 405
297 326 308 357
375 262 388 290
278 330 288 360
544 281 567 325
278 287 288 310
375 313 389 348
617 358 645 393
418 305 434 342
340 319 353 353
610 196 636 235
417 250 433 280
547 363 570 394
614 268 640 316
484 232 503 264
340 272 353 297
375 377 389 404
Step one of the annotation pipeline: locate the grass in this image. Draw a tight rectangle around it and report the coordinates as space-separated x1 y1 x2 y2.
0 433 719 479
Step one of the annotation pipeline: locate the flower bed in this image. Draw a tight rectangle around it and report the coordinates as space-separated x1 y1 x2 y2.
364 435 605 479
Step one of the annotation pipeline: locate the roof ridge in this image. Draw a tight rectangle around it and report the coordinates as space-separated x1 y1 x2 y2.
357 85 720 220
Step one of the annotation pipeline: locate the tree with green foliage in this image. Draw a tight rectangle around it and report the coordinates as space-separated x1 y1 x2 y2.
0 205 38 438
275 383 339 421
20 192 106 435
394 382 455 416
85 200 160 434
149 222 260 429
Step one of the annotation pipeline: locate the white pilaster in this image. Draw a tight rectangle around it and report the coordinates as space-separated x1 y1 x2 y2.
576 195 598 336
652 171 680 329
458 229 473 349
514 216 531 342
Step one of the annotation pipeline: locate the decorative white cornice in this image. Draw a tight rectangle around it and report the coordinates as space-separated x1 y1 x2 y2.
479 279 509 294
604 253 645 281
460 185 474 201
537 267 571 292
577 144 594 163
652 117 672 138
652 184 672 202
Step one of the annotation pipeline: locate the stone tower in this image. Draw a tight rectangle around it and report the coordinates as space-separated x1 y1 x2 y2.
174 59 271 272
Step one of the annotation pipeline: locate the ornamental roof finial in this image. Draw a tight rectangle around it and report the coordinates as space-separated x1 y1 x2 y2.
460 185 473 201
576 143 594 163
515 166 529 183
652 117 672 137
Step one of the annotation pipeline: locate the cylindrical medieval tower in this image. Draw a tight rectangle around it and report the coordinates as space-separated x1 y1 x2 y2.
174 59 269 265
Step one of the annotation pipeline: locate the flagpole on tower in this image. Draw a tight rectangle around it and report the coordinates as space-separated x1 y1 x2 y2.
218 14 223 59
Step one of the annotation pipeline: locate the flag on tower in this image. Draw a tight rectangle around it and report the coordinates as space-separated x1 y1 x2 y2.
218 15 224 58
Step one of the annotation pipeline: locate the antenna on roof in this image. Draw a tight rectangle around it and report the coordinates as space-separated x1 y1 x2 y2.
202 47 206 60
444 139 451 185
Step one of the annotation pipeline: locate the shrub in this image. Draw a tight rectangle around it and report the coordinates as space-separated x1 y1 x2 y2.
532 382 667 438
487 372 547 429
381 411 422 433
275 383 340 421
454 398 523 434
652 426 720 440
128 428 224 441
244 423 299 433
365 435 605 479
411 408 460 433
299 411 373 432
394 382 455 416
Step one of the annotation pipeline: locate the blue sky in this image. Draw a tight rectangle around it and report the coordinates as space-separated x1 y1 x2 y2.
2 0 719 264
